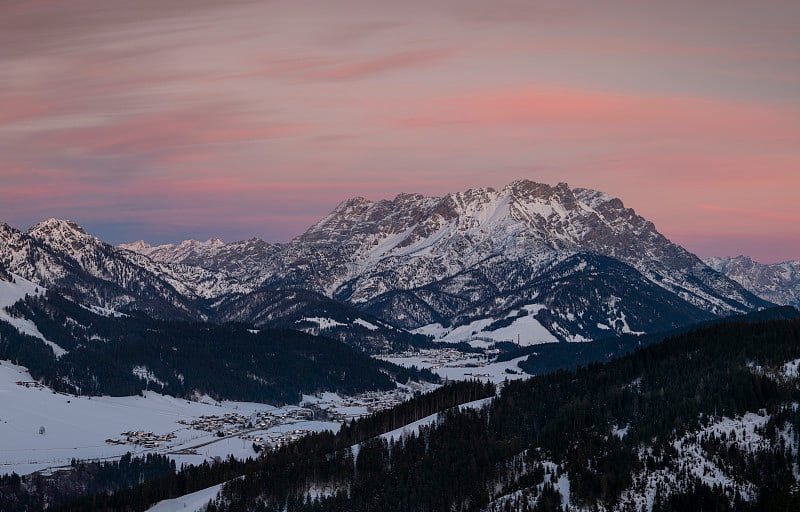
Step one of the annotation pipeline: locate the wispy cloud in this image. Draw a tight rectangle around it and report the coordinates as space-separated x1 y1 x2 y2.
0 0 797 260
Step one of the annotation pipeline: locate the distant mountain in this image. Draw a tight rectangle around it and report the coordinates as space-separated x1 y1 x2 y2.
132 180 766 342
119 237 282 287
705 255 800 308
0 181 773 347
0 219 251 321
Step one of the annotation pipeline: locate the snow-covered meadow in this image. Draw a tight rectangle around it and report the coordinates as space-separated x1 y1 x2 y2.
0 360 339 476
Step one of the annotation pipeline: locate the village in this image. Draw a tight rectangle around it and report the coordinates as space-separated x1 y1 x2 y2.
106 430 177 448
377 346 495 370
95 347 501 459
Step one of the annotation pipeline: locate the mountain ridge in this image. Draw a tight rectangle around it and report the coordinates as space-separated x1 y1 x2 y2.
1 180 775 345
705 255 800 308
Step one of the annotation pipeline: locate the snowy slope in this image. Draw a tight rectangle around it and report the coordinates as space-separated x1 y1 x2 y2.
0 273 67 357
146 482 225 512
0 360 338 476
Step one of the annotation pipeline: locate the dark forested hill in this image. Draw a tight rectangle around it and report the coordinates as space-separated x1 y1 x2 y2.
6 317 800 511
200 317 800 511
0 291 436 404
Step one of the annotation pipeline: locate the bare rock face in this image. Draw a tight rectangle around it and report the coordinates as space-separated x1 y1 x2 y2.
705 256 800 308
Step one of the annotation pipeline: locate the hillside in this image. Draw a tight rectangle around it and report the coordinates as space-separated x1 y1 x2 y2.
205 318 800 510
0 290 436 404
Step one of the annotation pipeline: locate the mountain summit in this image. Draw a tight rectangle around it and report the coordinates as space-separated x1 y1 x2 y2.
0 181 774 345
116 180 771 343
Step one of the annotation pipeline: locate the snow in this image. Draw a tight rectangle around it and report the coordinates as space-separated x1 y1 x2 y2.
612 424 629 439
380 351 530 384
783 358 800 379
619 411 775 509
482 310 559 346
353 318 379 331
133 365 166 387
0 360 338 475
412 304 558 346
556 472 571 508
80 303 128 318
382 397 493 443
146 482 224 512
298 317 346 330
0 274 67 357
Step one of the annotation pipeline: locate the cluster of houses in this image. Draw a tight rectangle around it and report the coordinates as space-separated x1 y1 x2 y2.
303 384 432 423
381 348 492 370
246 428 310 451
178 409 315 437
106 430 177 448
178 412 252 436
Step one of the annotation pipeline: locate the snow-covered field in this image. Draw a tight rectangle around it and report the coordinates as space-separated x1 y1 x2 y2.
0 360 339 475
379 350 530 384
0 346 513 477
413 304 559 346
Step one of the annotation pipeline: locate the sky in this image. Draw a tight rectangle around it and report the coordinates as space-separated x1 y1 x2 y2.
0 0 798 263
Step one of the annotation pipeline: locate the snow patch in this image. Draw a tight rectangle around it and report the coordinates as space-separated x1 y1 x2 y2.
412 304 558 346
783 358 800 379
298 317 346 330
612 424 629 439
353 318 380 331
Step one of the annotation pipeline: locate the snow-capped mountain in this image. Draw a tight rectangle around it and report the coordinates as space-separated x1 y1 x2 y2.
119 237 282 286
121 180 770 343
705 255 800 308
0 181 772 345
262 181 768 340
0 219 249 320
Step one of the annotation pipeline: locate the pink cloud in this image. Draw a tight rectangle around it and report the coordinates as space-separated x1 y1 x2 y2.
393 86 800 145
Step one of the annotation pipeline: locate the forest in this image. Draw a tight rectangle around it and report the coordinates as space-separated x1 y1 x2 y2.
0 291 437 403
204 317 800 511
0 381 493 511
4 317 799 510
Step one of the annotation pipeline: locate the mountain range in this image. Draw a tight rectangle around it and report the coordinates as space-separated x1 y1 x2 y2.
705 255 800 309
0 180 785 350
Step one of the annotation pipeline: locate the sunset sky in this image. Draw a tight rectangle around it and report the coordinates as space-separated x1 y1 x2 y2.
1 0 798 262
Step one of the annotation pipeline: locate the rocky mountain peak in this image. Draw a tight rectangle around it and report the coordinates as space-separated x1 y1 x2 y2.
28 218 88 239
26 218 100 257
119 240 152 252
